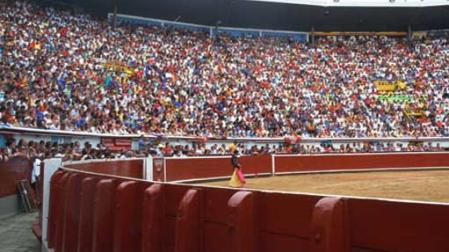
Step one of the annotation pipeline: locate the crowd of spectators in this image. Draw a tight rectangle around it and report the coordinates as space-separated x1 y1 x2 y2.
0 138 125 162
1 1 449 139
0 136 445 164
160 141 445 156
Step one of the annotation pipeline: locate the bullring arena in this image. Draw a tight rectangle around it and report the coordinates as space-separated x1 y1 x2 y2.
2 0 449 251
31 152 449 252
204 170 449 203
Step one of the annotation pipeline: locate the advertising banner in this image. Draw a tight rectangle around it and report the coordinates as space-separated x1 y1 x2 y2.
101 137 132 151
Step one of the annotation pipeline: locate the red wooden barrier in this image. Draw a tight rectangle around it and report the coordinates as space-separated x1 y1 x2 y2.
256 193 321 252
310 197 348 252
47 170 67 249
347 199 449 252
163 153 449 183
142 184 164 252
48 153 449 252
275 153 449 173
65 159 144 179
78 176 99 252
165 155 272 181
202 187 238 252
174 189 202 252
92 179 118 252
0 156 32 197
55 172 75 252
227 191 256 252
163 185 191 252
62 173 84 252
113 181 148 252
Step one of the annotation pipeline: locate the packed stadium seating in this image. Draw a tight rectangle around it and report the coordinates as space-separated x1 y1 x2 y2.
2 3 449 251
1 2 449 142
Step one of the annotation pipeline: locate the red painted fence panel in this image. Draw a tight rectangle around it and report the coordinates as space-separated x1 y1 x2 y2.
256 193 322 252
310 197 348 252
55 172 75 252
274 153 449 173
174 189 202 252
47 170 67 249
47 153 449 252
0 156 32 197
113 181 149 252
142 183 164 252
165 155 272 181
92 179 118 252
347 198 449 252
78 176 99 252
65 159 144 179
162 185 191 252
227 191 256 252
202 187 237 252
62 173 84 252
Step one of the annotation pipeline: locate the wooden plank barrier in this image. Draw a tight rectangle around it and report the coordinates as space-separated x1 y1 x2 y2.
347 199 449 252
174 189 202 252
64 159 144 179
256 193 321 252
274 153 449 173
310 197 348 252
78 177 99 252
165 155 272 181
46 151 449 252
226 191 256 252
92 179 118 252
47 170 67 249
62 173 84 252
113 181 149 252
55 173 73 252
162 185 191 251
0 156 33 197
202 187 237 252
142 184 164 252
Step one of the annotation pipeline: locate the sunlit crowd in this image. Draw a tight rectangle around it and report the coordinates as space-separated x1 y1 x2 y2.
1 1 449 142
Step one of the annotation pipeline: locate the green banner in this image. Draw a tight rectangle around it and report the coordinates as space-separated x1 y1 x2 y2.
378 94 412 103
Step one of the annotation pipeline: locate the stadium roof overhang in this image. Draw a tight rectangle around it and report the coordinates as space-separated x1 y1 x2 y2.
247 0 449 7
54 0 449 32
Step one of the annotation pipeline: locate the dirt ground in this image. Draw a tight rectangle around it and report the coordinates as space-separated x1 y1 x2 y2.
203 169 449 203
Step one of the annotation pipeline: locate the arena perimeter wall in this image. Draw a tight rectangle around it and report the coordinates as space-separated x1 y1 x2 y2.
5 151 449 198
158 152 449 182
40 152 449 252
0 156 33 197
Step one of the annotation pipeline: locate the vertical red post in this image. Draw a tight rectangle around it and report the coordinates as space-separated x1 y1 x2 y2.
47 170 66 249
55 173 77 252
77 177 98 252
62 173 84 252
92 179 117 252
174 189 202 252
142 184 164 252
310 197 348 252
227 191 256 252
113 181 146 252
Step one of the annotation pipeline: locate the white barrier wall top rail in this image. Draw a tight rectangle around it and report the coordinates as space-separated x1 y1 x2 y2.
0 125 153 138
62 157 145 166
2 124 449 143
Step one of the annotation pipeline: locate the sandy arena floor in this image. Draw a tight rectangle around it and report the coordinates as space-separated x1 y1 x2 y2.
203 169 449 203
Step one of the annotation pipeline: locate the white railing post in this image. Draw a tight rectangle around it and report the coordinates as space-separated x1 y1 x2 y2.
42 158 62 251
163 158 167 182
145 156 153 181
